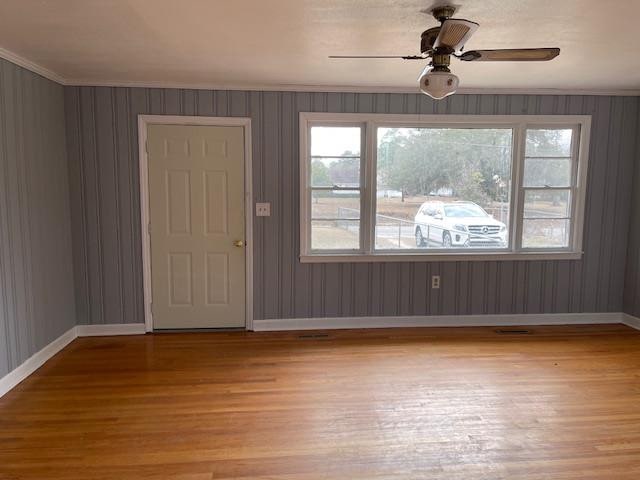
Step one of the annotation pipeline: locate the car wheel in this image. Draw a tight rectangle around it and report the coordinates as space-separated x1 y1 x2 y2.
415 227 426 247
443 231 452 248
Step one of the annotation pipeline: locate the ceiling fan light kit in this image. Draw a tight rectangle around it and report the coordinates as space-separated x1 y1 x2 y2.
419 70 459 99
329 5 560 100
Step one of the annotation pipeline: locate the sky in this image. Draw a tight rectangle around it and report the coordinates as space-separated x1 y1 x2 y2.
310 126 361 157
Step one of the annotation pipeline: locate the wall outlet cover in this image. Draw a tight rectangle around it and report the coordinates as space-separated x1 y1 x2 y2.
256 202 271 217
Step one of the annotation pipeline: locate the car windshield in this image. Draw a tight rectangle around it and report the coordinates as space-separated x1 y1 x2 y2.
444 204 488 218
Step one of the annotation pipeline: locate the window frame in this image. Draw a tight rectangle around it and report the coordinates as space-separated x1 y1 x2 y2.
299 113 591 263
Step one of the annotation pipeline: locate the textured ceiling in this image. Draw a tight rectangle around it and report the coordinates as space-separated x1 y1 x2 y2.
0 0 638 92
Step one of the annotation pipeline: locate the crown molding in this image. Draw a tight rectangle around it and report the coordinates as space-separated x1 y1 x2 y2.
0 45 66 84
67 78 640 96
0 44 639 97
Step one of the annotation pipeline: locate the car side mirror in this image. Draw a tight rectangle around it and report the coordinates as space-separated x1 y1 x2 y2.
434 214 443 220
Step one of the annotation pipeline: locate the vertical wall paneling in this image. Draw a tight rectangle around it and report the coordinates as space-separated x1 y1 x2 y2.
62 86 640 325
0 59 75 376
624 104 640 316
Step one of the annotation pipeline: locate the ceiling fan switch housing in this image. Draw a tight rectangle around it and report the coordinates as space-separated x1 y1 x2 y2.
432 52 451 69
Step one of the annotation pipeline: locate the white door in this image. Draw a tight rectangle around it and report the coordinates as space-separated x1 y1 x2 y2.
147 124 245 329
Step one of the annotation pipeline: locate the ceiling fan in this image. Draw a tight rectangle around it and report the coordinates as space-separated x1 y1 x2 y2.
329 5 560 99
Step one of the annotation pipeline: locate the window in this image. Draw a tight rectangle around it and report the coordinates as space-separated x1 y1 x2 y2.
309 126 362 250
300 113 590 262
376 127 512 251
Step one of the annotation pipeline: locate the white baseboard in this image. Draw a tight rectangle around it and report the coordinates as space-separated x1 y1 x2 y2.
252 312 626 331
0 323 146 398
75 323 146 337
0 326 76 398
622 313 640 330
1 315 635 399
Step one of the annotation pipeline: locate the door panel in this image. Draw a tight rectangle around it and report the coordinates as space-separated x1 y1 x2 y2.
204 171 228 234
168 253 193 306
206 253 229 305
166 170 192 235
148 124 245 329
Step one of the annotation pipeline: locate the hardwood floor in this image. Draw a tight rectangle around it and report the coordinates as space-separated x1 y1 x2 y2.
2 324 640 479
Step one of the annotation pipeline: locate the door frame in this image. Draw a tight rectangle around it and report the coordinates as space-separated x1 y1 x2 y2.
137 115 253 332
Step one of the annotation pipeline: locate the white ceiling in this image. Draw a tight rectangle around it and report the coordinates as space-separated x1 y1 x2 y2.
0 0 639 93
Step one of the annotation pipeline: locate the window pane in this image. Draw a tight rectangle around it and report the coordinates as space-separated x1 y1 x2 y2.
311 126 361 157
311 157 360 187
524 190 570 218
523 158 572 187
522 219 569 248
375 214 417 249
376 127 512 250
311 190 360 219
311 220 359 250
526 129 572 157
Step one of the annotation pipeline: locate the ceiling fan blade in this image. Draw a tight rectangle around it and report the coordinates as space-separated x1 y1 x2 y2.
329 55 425 60
433 19 479 52
457 48 560 62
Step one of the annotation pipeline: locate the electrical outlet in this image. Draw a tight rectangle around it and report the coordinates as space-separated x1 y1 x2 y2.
255 202 271 217
432 275 441 289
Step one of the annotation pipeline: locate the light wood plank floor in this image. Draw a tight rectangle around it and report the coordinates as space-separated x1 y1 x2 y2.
2 324 640 479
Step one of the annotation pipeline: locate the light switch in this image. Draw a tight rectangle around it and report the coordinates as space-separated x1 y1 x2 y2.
256 202 271 217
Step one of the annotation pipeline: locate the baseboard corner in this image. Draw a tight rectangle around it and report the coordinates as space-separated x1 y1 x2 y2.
0 326 77 398
622 313 640 331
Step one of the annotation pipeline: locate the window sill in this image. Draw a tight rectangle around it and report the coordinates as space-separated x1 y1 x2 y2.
300 251 583 263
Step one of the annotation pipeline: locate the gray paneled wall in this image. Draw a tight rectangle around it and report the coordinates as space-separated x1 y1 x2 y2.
63 87 639 324
0 59 76 376
624 113 640 317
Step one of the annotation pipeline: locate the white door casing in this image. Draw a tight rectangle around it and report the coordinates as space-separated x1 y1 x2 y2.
139 116 253 331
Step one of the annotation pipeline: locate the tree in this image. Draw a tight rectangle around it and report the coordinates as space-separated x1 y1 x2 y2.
311 160 331 186
328 152 359 187
377 127 512 204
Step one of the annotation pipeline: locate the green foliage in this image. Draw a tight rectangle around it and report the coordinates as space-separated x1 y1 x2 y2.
523 129 573 188
311 160 332 186
328 155 359 186
377 128 512 202
314 128 571 208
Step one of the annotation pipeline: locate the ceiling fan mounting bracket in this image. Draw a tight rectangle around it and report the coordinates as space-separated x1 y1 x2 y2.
431 5 456 23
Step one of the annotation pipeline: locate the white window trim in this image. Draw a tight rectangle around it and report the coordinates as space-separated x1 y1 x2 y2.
299 113 591 263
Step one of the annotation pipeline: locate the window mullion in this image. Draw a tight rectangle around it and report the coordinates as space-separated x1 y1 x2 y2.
362 121 376 254
300 122 310 257
568 125 581 250
510 123 526 252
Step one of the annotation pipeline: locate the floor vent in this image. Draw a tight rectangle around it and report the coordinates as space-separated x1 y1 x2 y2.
495 329 532 335
297 333 330 339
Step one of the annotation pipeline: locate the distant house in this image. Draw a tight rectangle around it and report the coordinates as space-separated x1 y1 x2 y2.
429 187 454 197
377 188 403 198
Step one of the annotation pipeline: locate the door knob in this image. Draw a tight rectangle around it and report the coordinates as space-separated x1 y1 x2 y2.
233 240 245 247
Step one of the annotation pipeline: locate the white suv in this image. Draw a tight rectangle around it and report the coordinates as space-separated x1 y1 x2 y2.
414 201 507 248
